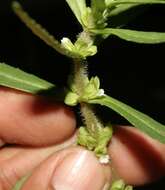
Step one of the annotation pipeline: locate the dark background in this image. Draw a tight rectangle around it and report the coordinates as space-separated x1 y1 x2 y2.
0 0 164 189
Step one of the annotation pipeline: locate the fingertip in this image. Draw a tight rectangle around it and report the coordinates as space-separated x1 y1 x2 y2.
21 147 109 190
51 148 106 190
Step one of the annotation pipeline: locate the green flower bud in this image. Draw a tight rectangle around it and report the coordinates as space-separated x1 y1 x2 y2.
125 186 133 190
94 125 113 157
77 127 97 150
110 180 133 190
64 91 79 106
61 36 97 58
111 179 125 190
61 37 75 52
81 76 105 101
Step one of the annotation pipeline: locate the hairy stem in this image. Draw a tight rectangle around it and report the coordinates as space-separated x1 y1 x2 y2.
73 58 88 96
73 58 104 137
80 102 103 137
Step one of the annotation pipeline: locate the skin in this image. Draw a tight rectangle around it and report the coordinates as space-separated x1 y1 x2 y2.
0 87 164 190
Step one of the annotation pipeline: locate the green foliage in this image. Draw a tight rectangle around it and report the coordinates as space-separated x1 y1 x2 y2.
12 1 80 58
65 76 105 106
0 63 55 94
91 0 108 28
89 95 165 143
110 179 133 190
107 5 149 28
61 35 97 58
108 4 140 17
77 124 113 159
66 0 87 25
106 0 165 7
92 28 165 43
66 0 95 29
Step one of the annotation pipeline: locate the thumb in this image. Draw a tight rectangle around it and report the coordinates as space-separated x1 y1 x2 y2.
21 147 111 190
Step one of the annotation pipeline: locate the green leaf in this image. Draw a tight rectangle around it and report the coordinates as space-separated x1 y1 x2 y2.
12 1 78 58
108 4 139 17
106 0 165 7
0 63 55 94
66 0 86 26
66 0 95 29
91 0 107 28
91 0 106 12
107 4 148 28
12 174 30 190
89 95 165 143
92 28 165 43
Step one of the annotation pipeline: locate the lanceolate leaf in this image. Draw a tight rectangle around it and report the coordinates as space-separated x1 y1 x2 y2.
89 95 165 143
92 28 165 43
108 4 139 17
107 4 148 28
0 63 55 94
66 0 86 26
106 0 165 7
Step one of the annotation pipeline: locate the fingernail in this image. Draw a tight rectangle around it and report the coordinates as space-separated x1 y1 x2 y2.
51 149 105 190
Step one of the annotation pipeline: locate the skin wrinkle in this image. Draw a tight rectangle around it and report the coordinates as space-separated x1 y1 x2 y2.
114 126 165 181
0 139 5 147
0 146 23 163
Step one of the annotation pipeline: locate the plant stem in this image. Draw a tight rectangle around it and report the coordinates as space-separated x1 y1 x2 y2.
73 58 103 137
80 102 102 137
73 58 88 96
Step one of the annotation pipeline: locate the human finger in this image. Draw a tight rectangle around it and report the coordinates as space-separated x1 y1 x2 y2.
0 135 76 190
0 87 76 146
108 126 165 186
21 147 110 190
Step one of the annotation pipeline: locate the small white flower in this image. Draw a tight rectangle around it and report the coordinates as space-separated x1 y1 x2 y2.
97 89 105 97
99 154 110 164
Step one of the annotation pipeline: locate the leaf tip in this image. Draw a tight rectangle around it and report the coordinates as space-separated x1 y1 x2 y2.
12 1 21 10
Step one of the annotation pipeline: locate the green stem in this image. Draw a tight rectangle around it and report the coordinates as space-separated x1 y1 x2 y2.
73 58 104 137
73 58 88 96
80 102 103 137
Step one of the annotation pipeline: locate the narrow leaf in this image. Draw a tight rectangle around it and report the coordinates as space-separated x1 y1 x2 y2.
108 4 148 28
108 4 139 17
106 0 165 7
66 0 86 26
89 95 165 143
0 63 55 94
12 1 78 58
92 28 165 43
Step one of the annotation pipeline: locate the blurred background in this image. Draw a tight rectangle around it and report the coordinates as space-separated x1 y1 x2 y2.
0 0 164 189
